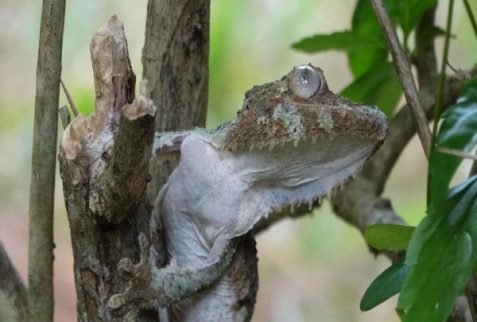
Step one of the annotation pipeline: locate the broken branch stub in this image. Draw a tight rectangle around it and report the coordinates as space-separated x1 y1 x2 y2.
59 16 157 321
62 15 155 222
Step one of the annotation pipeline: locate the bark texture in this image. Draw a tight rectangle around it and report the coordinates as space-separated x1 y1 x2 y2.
59 17 157 322
0 243 28 322
143 0 210 201
28 0 66 320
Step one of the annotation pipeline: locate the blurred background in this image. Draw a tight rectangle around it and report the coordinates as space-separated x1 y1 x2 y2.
0 0 475 321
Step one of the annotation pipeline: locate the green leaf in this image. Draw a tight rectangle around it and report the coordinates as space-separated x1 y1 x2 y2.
398 177 477 322
361 261 410 311
402 233 472 322
406 176 477 267
395 0 438 38
348 0 388 77
373 77 402 117
341 62 401 116
291 31 384 53
365 224 414 251
429 77 477 215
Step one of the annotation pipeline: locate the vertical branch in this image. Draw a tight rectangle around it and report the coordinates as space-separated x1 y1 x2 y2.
142 0 210 201
432 0 454 146
370 0 432 158
414 8 438 91
463 0 477 39
28 0 66 320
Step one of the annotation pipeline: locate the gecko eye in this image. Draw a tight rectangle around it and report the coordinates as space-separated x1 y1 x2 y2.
288 65 321 98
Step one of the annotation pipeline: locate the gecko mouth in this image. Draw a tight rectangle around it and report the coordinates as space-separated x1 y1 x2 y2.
228 135 380 236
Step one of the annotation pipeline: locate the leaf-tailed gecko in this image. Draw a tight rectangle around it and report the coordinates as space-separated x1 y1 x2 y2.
109 64 387 321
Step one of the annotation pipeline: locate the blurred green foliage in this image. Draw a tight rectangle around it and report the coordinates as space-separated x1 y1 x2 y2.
291 0 477 320
365 224 414 251
0 1 476 321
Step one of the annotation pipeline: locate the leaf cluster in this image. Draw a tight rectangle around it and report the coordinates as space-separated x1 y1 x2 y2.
292 0 437 117
293 1 477 321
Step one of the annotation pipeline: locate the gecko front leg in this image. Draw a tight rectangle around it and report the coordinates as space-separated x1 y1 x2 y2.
108 233 238 315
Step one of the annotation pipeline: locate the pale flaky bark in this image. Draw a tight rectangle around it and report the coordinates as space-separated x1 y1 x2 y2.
28 0 66 320
143 0 210 201
59 17 157 321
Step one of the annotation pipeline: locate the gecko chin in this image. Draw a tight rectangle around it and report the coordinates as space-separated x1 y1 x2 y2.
226 134 381 237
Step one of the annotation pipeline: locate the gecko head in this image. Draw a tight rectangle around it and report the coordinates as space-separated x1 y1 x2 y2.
220 64 387 152
209 65 389 231
159 66 390 244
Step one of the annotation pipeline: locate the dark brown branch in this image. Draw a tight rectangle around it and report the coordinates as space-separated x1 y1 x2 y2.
414 8 438 91
370 0 432 158
0 242 28 322
143 0 210 202
28 0 66 320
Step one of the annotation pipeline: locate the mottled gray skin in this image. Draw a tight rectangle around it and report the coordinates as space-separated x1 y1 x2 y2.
109 65 387 321
150 65 387 321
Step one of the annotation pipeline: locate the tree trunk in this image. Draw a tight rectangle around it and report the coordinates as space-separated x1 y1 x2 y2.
59 16 157 322
143 0 210 201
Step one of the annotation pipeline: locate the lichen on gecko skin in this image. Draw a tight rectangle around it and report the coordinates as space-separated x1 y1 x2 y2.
112 64 388 322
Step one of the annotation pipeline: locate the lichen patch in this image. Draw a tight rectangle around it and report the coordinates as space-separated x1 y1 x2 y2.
272 104 304 143
316 110 334 133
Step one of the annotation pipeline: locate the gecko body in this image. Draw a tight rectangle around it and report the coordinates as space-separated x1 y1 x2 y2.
109 65 387 322
152 65 387 321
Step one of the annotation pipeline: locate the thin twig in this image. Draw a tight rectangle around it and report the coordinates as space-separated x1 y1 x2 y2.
466 147 477 322
60 79 79 117
437 147 477 161
463 0 477 39
432 0 455 151
370 0 432 159
446 61 472 82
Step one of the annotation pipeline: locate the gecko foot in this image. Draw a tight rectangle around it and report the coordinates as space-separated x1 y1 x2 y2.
108 233 159 314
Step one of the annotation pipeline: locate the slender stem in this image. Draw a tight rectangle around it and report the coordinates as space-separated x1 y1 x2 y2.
463 0 477 39
437 147 477 160
466 149 477 322
28 0 66 320
60 79 79 117
370 0 432 159
431 0 454 149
